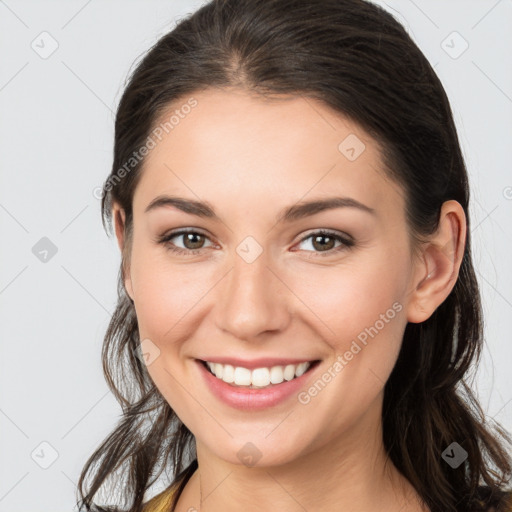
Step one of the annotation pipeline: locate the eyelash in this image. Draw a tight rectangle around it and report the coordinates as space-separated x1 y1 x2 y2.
157 229 355 258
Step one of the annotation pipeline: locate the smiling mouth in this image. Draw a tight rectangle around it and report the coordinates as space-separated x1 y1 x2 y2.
199 359 321 389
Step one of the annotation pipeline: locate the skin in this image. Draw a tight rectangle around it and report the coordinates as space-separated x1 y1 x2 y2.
112 87 466 512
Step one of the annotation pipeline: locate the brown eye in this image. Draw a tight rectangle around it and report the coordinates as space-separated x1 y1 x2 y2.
311 234 336 252
181 232 206 250
296 230 354 257
158 229 214 255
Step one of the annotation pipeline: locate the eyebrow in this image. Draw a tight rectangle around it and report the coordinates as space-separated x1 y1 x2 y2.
144 195 376 222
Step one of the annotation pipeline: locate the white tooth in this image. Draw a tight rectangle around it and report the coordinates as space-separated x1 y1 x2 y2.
214 363 224 378
210 361 312 387
269 365 285 384
283 364 296 381
295 362 310 377
222 364 235 383
234 367 252 386
251 368 270 387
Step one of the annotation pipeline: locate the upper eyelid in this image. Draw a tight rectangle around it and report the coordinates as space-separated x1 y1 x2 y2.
298 228 353 241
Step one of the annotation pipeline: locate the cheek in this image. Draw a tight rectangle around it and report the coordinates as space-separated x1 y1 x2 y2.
128 249 209 414
128 242 208 340
293 254 408 349
288 260 408 439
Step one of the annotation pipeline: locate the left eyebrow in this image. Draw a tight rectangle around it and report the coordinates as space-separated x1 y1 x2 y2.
144 195 376 221
276 196 376 223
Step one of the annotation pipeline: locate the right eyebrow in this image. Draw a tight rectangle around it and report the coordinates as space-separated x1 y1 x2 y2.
144 195 216 218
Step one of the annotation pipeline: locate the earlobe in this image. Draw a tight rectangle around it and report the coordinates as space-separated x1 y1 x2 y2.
406 200 466 324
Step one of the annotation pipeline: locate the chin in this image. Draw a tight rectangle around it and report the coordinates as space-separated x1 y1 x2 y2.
197 429 313 469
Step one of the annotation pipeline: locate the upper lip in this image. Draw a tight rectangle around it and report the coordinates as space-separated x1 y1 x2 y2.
197 357 319 370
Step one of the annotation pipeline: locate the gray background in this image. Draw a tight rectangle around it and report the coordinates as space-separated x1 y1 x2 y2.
0 0 511 510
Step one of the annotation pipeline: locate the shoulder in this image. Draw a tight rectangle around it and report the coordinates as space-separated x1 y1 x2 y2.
142 483 178 512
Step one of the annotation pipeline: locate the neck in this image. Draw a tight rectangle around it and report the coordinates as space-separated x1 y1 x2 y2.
176 393 427 512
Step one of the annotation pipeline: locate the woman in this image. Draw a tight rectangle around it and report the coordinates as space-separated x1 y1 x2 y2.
77 0 512 511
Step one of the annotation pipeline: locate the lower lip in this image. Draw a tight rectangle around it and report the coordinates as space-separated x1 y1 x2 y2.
195 359 320 411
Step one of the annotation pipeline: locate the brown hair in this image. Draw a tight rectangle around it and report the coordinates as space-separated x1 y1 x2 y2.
77 1 512 511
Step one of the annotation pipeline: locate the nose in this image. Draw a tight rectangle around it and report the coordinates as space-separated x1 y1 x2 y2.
213 247 291 342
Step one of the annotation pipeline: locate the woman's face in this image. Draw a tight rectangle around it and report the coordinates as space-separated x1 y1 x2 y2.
116 88 426 467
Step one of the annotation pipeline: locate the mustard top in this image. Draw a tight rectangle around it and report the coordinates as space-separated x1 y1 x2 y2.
142 483 179 512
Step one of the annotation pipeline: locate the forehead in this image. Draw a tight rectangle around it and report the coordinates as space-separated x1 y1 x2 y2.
132 87 405 220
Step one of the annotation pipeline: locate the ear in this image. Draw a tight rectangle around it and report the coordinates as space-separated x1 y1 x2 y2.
112 202 134 301
406 200 466 323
